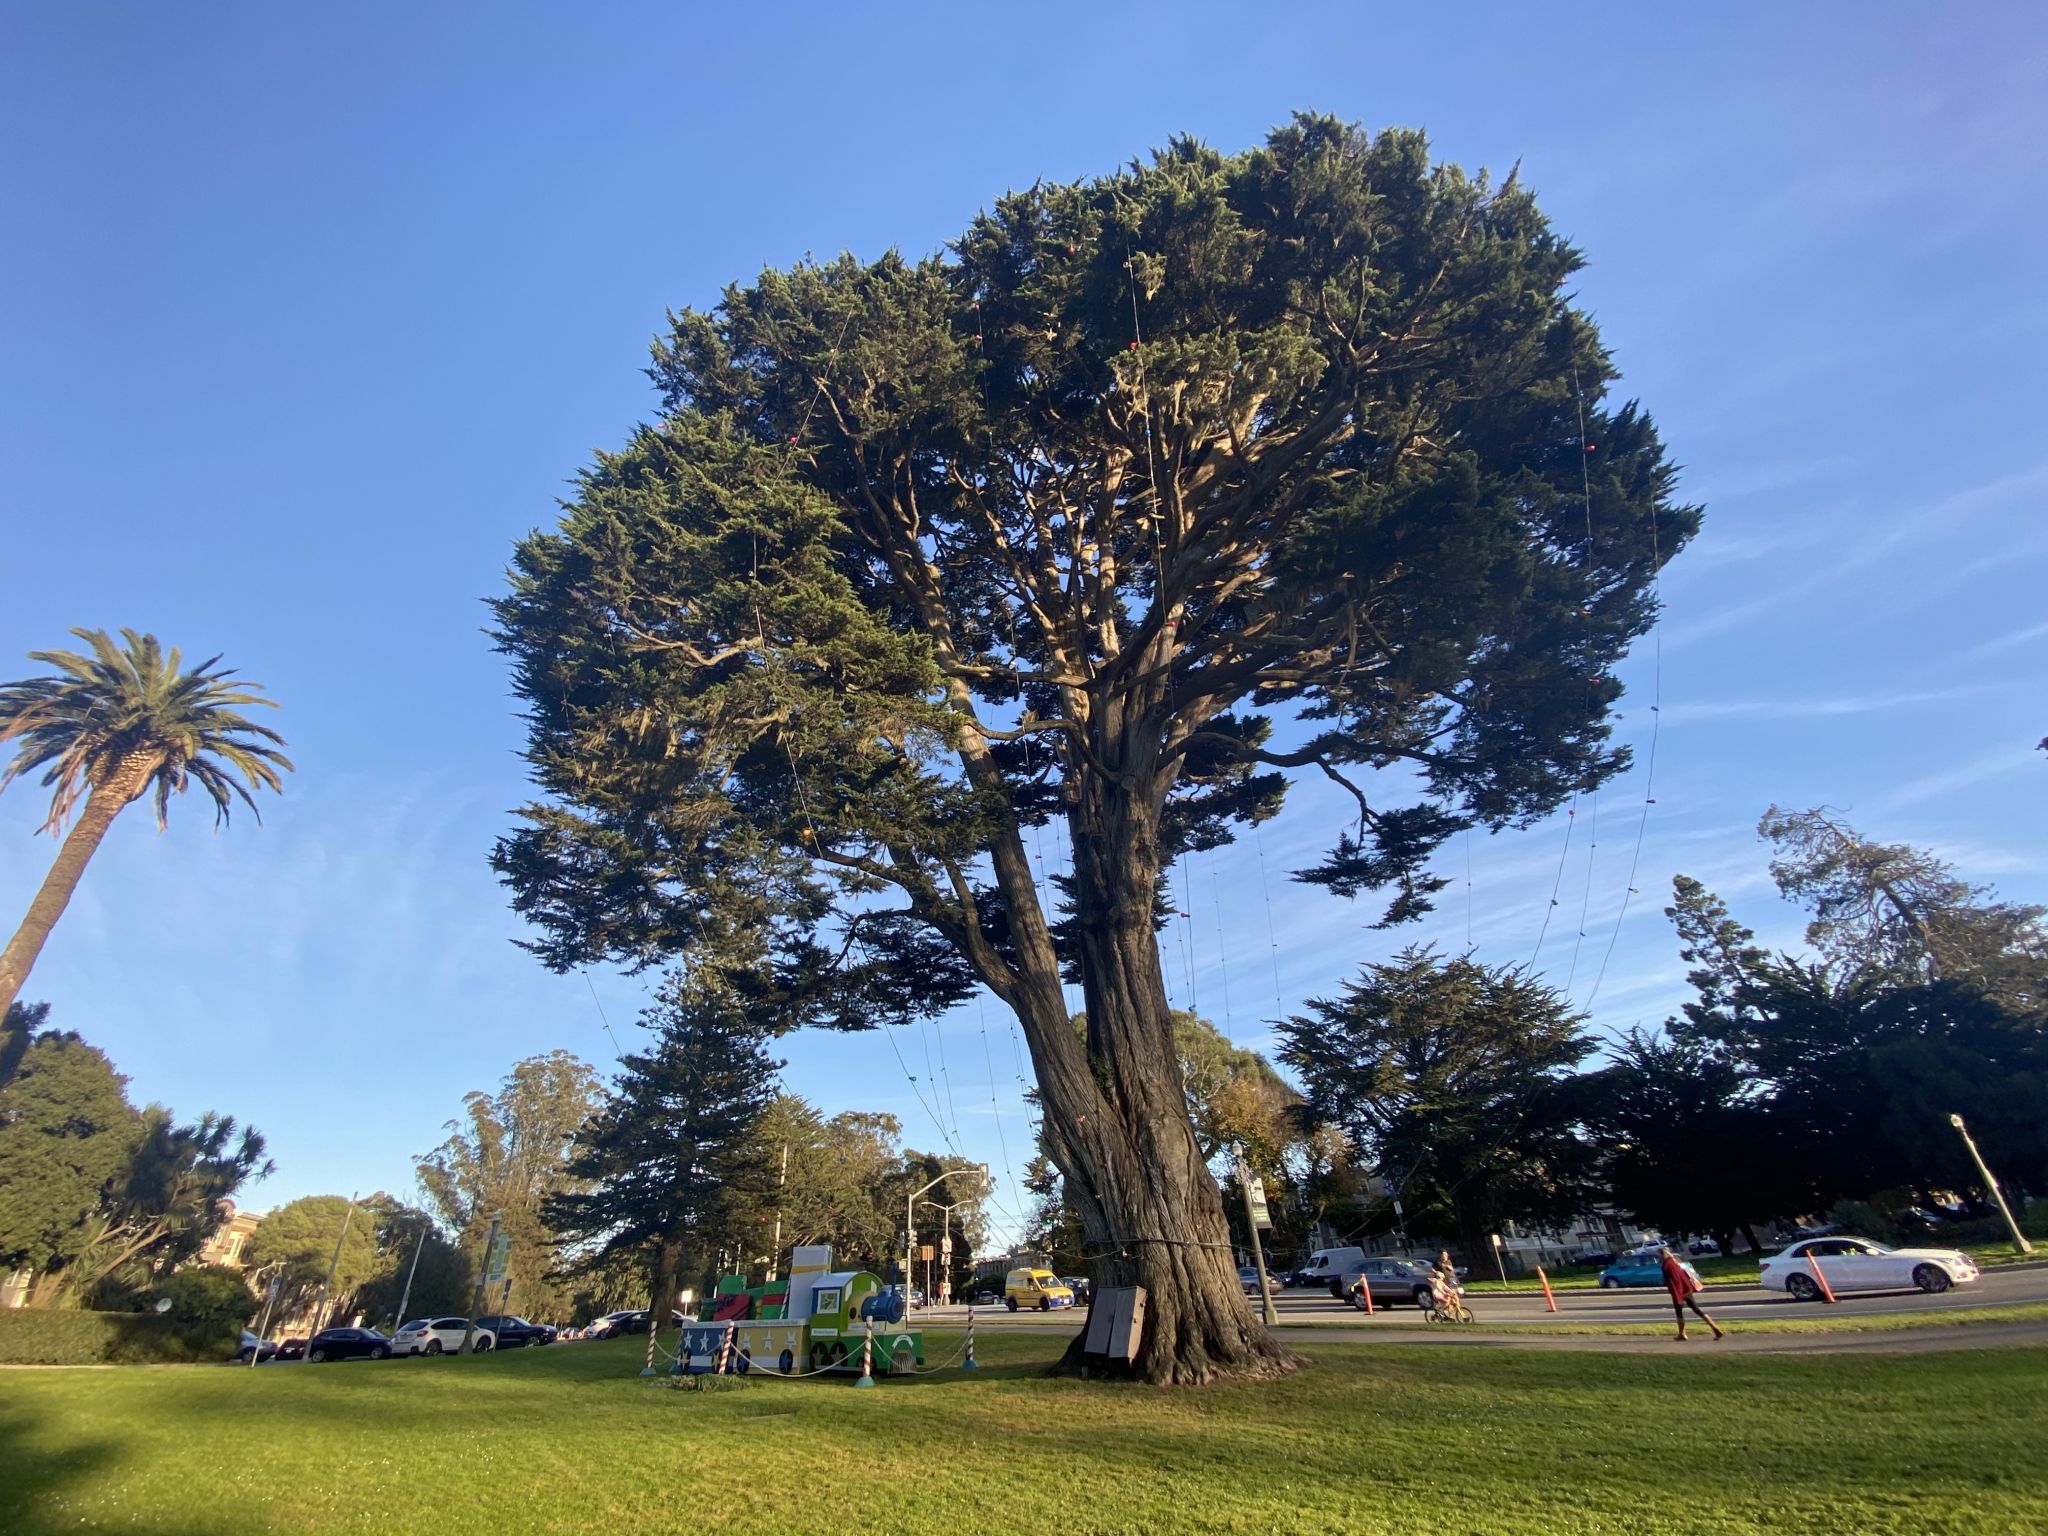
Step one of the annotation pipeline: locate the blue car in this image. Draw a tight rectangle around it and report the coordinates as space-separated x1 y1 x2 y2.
1599 1253 1698 1289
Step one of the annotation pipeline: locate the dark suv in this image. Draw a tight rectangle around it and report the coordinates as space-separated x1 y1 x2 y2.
473 1314 555 1348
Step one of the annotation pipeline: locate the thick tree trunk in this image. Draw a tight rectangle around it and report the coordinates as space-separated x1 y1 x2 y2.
1022 766 1300 1386
0 768 148 1020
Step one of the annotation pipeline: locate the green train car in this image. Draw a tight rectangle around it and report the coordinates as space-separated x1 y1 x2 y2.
674 1244 924 1377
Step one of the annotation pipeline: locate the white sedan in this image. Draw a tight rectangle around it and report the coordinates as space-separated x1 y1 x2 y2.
1759 1237 1979 1301
390 1317 496 1356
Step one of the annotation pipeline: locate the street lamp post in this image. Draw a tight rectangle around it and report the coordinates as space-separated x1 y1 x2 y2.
1949 1113 2034 1255
905 1166 988 1308
391 1221 430 1332
302 1192 358 1360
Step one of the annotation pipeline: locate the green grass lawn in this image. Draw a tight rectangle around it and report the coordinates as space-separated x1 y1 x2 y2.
5 1331 2046 1535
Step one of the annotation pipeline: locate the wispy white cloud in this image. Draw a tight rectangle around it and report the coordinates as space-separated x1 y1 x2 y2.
1657 685 1993 727
1877 744 2043 812
1663 463 2048 649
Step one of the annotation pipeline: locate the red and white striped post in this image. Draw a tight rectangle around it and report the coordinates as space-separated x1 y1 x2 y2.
641 1316 658 1377
964 1305 978 1370
1536 1266 1558 1314
855 1318 876 1388
715 1321 736 1374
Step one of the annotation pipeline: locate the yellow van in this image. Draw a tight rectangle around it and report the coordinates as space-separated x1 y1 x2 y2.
1003 1267 1075 1312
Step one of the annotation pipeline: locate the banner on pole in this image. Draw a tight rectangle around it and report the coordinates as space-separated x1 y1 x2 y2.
1248 1177 1273 1231
484 1229 514 1286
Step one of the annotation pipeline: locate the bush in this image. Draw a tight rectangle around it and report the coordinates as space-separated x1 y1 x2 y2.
0 1307 234 1365
1825 1199 1898 1245
147 1264 255 1342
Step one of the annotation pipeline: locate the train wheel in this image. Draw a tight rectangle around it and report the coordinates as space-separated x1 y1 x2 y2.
780 1348 795 1375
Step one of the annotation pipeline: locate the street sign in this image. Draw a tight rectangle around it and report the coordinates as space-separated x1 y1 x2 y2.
919 1244 935 1261
1247 1177 1273 1231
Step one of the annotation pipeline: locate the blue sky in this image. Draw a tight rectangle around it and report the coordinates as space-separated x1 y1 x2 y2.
3 4 2043 1248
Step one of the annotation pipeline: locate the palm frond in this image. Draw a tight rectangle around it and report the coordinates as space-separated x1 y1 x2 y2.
0 628 294 834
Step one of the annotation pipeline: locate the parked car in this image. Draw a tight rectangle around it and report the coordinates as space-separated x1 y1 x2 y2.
1237 1266 1264 1294
390 1317 495 1356
971 1288 1003 1306
1300 1246 1369 1297
1760 1237 1980 1301
472 1314 555 1348
1599 1254 1698 1289
1687 1238 1722 1256
1569 1251 1616 1269
305 1326 393 1362
236 1330 278 1364
1336 1257 1442 1309
275 1336 307 1361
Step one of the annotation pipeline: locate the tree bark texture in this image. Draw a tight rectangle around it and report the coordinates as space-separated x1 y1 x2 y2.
0 764 150 1020
983 708 1300 1384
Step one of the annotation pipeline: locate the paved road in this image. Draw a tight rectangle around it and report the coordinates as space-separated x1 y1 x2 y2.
931 1262 2048 1331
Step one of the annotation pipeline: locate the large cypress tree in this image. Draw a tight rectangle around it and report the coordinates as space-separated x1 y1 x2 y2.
548 968 781 1318
493 114 1695 1382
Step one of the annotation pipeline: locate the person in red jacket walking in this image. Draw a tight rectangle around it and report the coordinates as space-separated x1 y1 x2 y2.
1661 1246 1724 1342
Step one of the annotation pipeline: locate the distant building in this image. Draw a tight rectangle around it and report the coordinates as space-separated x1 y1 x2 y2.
197 1200 263 1270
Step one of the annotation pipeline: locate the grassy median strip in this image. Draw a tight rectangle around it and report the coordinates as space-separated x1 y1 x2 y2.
4 1331 2046 1535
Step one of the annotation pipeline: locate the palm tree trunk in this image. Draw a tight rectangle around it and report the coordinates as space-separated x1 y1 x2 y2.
0 783 136 1018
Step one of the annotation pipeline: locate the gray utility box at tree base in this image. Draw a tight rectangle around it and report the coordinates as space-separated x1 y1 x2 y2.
1082 1286 1146 1365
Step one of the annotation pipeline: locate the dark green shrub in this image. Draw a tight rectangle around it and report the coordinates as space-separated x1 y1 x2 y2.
0 1307 233 1365
147 1264 255 1344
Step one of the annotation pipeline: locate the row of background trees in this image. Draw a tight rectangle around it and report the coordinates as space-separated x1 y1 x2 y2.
9 805 2034 1335
1029 807 2047 1269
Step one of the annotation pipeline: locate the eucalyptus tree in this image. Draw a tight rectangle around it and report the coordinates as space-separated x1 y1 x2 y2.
0 629 291 1016
492 115 1695 1382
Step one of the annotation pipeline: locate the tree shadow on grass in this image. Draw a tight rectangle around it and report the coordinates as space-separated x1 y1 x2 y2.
0 1404 219 1536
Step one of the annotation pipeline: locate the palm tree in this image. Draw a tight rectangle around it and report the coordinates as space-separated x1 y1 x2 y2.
0 629 292 1016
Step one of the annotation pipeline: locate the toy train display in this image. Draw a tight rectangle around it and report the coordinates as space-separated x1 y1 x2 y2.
671 1244 925 1377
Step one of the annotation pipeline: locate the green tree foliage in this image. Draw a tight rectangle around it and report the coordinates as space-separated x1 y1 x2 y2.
490 116 1693 1381
1175 1012 1301 1171
1021 1151 1087 1274
0 629 292 1018
547 969 780 1315
1662 830 2048 1218
1278 947 1595 1261
0 999 44 1089
65 1107 271 1307
1759 806 2046 995
352 1207 474 1327
1576 1030 1791 1254
416 1050 603 1319
0 1023 139 1282
742 1097 906 1269
245 1195 386 1324
146 1263 255 1347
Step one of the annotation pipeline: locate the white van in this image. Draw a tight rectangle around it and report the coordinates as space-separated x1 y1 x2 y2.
1298 1247 1367 1296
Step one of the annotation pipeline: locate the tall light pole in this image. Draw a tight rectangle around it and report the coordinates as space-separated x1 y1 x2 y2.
247 1261 285 1369
1949 1113 2034 1255
303 1192 358 1358
460 1210 504 1355
905 1166 988 1306
391 1220 431 1331
1233 1150 1277 1325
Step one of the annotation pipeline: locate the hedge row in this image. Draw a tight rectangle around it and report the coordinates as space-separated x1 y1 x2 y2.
0 1307 238 1365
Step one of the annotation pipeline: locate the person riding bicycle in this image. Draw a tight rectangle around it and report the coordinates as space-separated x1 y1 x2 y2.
1429 1255 1474 1322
